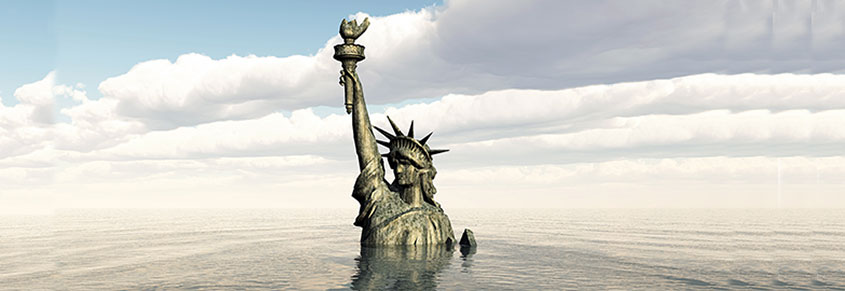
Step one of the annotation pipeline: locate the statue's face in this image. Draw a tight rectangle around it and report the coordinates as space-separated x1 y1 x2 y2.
390 157 419 186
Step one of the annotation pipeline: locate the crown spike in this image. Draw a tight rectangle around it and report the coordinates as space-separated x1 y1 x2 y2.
376 140 390 147
373 126 395 140
419 132 433 145
386 116 404 136
429 149 449 155
408 120 415 138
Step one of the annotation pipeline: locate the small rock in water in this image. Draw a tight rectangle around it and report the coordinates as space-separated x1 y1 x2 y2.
459 228 476 247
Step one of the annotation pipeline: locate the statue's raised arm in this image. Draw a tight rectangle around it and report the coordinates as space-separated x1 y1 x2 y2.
333 18 459 247
334 18 380 171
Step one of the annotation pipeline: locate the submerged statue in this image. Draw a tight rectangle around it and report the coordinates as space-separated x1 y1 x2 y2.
352 245 453 290
334 18 456 246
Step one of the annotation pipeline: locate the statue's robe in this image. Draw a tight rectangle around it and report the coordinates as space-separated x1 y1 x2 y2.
352 158 455 246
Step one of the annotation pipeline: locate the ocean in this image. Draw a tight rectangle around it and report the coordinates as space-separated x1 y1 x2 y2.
1 209 843 290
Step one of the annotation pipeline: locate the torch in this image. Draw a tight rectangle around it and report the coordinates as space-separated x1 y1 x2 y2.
334 18 369 114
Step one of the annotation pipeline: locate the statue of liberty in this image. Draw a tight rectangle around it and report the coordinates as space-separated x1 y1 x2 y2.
334 18 456 246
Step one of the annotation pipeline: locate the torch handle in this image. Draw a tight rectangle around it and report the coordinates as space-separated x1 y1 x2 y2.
341 60 358 114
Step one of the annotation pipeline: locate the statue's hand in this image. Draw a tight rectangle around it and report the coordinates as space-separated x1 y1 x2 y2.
341 66 353 78
342 67 361 87
340 66 360 113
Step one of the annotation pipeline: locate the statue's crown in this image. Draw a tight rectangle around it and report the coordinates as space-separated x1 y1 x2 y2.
374 116 448 168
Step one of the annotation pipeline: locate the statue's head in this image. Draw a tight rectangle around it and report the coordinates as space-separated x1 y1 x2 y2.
375 117 448 195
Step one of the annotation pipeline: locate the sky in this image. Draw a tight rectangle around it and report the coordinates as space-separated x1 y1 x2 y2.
1 0 844 214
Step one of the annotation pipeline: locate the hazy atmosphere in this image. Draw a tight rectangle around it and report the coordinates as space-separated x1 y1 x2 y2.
2 0 844 213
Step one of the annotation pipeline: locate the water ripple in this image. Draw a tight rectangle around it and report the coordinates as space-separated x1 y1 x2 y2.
0 209 842 290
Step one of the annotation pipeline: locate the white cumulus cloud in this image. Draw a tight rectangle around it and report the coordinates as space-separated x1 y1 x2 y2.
5 1 845 211
78 1 845 131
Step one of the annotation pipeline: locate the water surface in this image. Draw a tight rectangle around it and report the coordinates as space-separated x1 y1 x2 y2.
1 209 843 290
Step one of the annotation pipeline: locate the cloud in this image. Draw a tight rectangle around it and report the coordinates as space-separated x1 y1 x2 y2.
5 71 56 125
434 0 845 84
96 53 335 129
40 73 844 170
446 109 845 167
0 72 89 159
38 74 845 167
441 156 845 188
82 1 845 130
88 9 443 129
380 73 845 137
4 72 845 211
6 1 845 210
92 109 350 160
437 157 845 208
9 156 842 210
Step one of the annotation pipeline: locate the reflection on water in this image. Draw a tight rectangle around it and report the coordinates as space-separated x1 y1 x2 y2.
352 245 455 290
2 209 843 290
459 245 477 271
